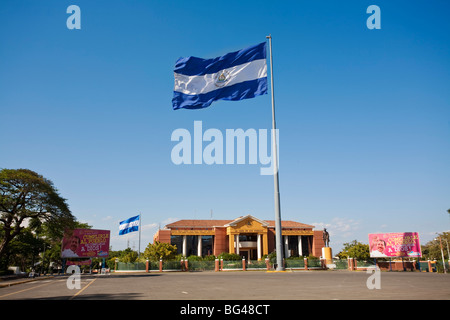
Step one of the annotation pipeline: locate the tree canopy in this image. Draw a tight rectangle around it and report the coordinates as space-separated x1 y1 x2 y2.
0 168 76 264
421 232 449 261
143 241 177 261
337 240 370 260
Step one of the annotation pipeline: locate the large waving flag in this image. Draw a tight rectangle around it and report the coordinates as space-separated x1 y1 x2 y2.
119 215 140 235
172 42 268 110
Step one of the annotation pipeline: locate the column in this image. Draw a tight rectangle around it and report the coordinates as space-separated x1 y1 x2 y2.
257 234 262 260
235 234 240 255
197 235 202 257
262 233 268 256
298 236 303 256
229 234 235 254
284 236 290 258
182 235 187 257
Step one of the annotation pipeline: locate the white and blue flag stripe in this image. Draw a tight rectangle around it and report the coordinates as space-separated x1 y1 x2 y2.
119 215 140 235
172 42 268 110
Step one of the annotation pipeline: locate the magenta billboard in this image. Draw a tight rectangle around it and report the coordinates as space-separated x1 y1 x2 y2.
61 229 110 258
368 232 421 258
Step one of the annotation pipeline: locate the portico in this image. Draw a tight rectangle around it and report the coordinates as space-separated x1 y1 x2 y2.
225 215 269 260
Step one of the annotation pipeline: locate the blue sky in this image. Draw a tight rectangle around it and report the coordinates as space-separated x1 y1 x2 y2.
1 0 449 255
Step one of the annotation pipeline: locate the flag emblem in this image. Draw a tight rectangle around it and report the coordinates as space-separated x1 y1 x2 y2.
214 70 230 87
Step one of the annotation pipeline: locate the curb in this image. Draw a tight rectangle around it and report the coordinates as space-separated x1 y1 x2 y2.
0 276 55 288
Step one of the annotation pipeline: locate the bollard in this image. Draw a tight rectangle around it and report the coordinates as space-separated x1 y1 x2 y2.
215 259 219 272
159 259 163 272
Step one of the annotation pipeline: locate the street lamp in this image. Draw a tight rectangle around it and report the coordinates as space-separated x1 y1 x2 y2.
435 235 447 274
444 237 450 272
444 238 450 262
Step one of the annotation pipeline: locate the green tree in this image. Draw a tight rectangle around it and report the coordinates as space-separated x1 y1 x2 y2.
6 227 43 272
0 169 76 267
143 241 177 261
337 240 370 260
421 232 450 261
120 247 139 262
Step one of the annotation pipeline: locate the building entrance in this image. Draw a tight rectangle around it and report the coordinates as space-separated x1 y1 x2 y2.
238 249 258 260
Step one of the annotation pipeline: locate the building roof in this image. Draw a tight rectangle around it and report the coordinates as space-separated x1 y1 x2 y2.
165 220 233 229
265 220 315 229
224 215 269 227
165 216 314 230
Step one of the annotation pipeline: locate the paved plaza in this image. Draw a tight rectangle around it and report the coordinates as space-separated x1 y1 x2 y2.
1 270 449 301
1 270 447 318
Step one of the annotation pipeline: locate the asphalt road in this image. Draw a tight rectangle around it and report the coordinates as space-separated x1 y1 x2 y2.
1 270 449 301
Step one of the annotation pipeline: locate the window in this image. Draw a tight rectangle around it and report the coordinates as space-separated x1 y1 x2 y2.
239 234 257 242
185 235 197 256
201 235 213 256
171 235 183 255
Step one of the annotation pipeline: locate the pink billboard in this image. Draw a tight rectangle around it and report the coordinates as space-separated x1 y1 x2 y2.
368 232 421 258
61 229 110 258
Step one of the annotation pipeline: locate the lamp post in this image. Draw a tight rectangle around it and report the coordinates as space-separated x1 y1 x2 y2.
444 238 450 264
435 235 447 274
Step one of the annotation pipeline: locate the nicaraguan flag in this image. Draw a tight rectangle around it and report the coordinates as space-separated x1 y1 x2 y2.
172 42 268 110
119 215 140 235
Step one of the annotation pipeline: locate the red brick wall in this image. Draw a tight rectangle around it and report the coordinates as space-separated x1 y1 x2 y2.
376 261 416 271
313 231 325 257
214 227 228 256
154 229 171 244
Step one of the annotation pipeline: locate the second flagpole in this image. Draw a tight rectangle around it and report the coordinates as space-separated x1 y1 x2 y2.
138 213 141 258
266 35 284 271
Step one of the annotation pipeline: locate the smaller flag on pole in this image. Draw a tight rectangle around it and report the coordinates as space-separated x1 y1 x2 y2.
119 215 140 235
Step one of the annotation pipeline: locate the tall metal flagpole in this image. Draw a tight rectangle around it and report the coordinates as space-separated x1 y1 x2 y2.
266 35 284 271
138 213 141 258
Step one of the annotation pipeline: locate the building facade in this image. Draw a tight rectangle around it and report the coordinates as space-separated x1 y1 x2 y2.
153 215 325 260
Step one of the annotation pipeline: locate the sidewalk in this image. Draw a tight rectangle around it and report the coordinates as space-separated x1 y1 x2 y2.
0 275 55 288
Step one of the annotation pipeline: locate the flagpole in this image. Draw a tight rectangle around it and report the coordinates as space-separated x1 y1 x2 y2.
138 213 141 258
266 35 284 271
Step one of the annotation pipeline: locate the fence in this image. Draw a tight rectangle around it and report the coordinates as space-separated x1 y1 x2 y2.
115 258 448 273
116 262 147 271
116 258 335 272
418 260 449 273
350 259 449 273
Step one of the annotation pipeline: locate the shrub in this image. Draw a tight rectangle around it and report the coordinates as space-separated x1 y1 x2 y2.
218 252 241 261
